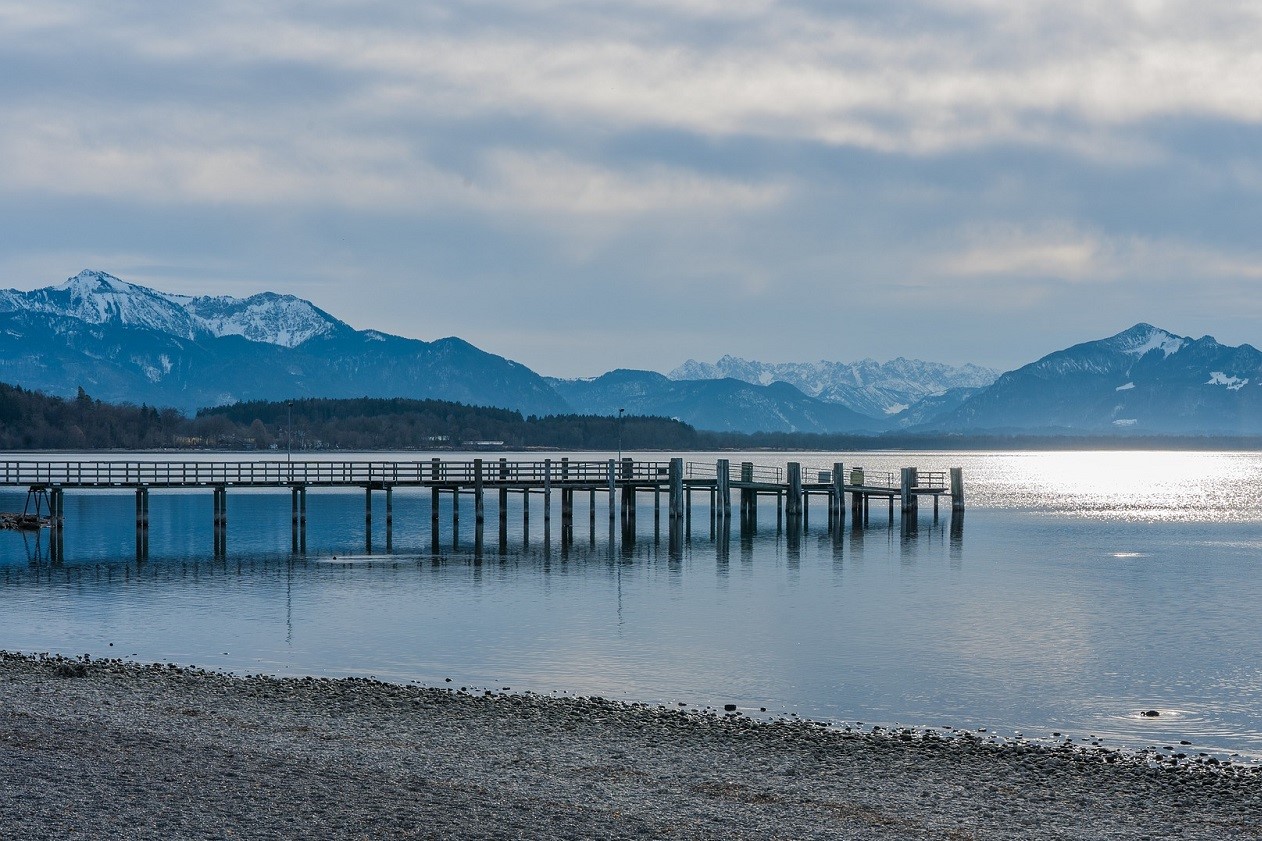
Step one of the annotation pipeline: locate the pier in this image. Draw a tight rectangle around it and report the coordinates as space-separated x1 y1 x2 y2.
0 457 963 562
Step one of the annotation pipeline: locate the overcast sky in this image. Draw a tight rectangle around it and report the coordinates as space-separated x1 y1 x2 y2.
2 1 1260 376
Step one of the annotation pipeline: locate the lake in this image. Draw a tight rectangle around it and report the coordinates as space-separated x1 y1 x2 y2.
3 449 1261 763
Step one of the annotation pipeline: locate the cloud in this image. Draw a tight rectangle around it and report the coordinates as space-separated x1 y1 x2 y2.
3 0 1262 376
939 223 1262 285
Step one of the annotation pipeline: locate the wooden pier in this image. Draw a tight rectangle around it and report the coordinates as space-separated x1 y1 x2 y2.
0 457 963 562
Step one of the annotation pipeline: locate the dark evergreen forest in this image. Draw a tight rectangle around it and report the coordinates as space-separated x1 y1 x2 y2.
0 385 699 451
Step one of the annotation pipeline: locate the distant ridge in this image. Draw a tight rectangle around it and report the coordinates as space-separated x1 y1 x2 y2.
4 273 1250 436
0 270 564 415
670 355 999 418
547 370 883 434
920 323 1262 434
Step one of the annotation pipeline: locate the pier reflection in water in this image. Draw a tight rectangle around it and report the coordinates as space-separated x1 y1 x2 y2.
3 450 1262 765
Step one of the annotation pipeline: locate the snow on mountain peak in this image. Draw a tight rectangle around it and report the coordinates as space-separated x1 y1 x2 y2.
58 269 134 294
1113 324 1187 358
41 270 204 339
2 270 347 348
181 291 342 347
667 354 1000 417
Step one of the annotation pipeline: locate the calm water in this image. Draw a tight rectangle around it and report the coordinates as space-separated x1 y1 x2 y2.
3 450 1262 762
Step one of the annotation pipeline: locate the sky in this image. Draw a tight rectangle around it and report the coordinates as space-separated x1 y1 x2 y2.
1 0 1260 378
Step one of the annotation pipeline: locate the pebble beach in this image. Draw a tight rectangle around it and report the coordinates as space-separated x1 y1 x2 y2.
1 652 1258 839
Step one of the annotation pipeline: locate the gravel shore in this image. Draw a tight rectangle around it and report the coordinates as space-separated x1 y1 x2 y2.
1 652 1258 839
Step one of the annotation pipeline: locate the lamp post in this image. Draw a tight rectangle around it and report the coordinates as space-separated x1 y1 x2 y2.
617 407 625 463
286 401 293 467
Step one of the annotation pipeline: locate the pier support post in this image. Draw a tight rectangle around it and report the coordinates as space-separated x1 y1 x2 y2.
607 460 616 521
668 458 684 520
950 467 965 512
299 486 307 554
620 458 635 526
385 484 394 553
499 459 509 528
137 484 150 561
716 459 730 519
213 485 226 558
832 462 845 529
739 462 751 520
474 458 485 526
291 486 300 553
900 467 919 518
787 462 802 518
364 486 373 553
431 484 440 536
50 486 64 564
543 458 552 524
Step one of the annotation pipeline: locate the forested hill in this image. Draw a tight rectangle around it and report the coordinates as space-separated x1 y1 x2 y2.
0 385 698 450
197 397 699 450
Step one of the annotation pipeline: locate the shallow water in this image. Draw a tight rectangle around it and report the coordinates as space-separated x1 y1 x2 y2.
3 450 1261 761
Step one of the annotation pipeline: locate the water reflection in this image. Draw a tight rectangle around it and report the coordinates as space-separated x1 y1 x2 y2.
4 453 1262 763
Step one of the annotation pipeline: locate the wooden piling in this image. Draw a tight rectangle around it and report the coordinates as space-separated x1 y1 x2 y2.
474 458 485 525
607 459 616 521
668 458 684 519
832 462 845 528
291 486 300 552
787 462 802 517
543 458 552 524
385 484 394 552
716 459 731 519
499 459 509 526
950 467 965 512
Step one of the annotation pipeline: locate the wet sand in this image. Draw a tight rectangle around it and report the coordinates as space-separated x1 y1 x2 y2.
1 652 1258 839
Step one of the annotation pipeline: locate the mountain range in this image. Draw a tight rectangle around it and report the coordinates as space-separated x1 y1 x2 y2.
670 356 998 418
0 271 564 416
3 270 1261 436
923 323 1262 434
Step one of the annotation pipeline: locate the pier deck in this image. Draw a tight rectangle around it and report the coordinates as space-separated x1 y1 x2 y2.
0 457 963 562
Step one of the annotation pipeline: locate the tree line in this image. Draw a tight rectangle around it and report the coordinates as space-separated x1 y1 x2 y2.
0 385 700 450
2 383 1258 452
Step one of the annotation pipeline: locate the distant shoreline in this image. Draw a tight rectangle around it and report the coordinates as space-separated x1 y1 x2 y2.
6 435 1262 455
2 652 1258 840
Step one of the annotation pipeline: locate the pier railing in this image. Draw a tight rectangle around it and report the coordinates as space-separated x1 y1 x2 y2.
0 459 951 492
0 459 683 488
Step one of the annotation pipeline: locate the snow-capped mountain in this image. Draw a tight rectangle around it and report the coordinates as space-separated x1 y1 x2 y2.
921 324 1262 434
0 270 563 414
0 270 208 340
547 371 883 434
0 270 345 348
176 291 344 348
670 355 999 418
